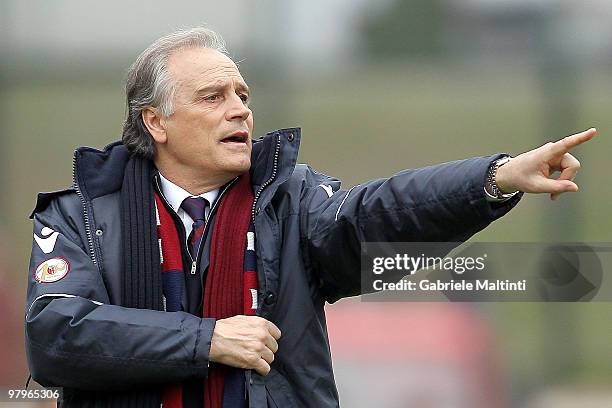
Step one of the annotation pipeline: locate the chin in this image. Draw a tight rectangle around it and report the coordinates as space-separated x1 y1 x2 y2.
225 158 251 175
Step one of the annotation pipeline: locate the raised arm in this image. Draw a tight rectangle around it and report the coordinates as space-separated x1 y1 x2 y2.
299 156 522 303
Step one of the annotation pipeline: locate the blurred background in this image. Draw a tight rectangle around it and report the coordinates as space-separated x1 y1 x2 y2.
1 0 612 407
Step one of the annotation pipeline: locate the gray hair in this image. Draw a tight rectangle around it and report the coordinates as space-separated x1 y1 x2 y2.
122 27 229 159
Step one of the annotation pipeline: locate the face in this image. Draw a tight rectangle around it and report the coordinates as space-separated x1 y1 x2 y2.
155 47 254 181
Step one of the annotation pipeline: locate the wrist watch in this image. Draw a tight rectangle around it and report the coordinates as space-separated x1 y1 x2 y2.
485 155 519 201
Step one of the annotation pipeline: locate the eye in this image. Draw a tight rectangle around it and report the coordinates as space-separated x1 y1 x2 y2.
238 93 250 104
203 94 221 103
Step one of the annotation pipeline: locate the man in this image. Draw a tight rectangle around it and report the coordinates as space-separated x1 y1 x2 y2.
25 27 595 407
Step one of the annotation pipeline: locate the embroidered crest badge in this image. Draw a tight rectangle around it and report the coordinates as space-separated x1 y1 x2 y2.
34 257 70 283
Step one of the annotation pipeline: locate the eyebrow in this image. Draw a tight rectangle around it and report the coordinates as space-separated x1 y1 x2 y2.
194 80 250 97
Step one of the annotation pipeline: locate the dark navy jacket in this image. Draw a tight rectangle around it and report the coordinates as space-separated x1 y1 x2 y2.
25 128 521 407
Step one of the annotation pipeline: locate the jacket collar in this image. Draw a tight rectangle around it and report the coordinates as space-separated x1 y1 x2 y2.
73 128 301 201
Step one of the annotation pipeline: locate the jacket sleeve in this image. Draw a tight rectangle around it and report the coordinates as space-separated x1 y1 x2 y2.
25 195 215 391
299 155 523 303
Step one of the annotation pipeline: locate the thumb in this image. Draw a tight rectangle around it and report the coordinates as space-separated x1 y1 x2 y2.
536 177 579 195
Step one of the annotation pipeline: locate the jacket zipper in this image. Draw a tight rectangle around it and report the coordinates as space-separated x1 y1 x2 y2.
154 176 238 274
72 150 97 266
245 133 282 404
190 178 238 274
251 133 281 222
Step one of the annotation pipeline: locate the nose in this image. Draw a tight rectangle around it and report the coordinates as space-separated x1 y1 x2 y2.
225 93 251 122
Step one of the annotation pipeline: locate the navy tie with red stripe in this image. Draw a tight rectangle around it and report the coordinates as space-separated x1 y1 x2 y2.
181 196 209 258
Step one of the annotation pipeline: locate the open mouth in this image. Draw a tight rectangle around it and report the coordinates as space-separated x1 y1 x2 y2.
220 131 249 144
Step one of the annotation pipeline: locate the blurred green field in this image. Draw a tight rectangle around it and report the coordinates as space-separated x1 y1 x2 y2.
4 62 612 390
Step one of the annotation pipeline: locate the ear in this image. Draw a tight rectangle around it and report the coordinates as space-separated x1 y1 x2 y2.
142 107 167 144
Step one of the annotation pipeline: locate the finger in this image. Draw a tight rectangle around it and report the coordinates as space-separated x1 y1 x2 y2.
551 128 596 155
559 152 581 175
260 347 275 365
264 335 279 354
266 321 282 340
551 153 580 200
254 358 271 376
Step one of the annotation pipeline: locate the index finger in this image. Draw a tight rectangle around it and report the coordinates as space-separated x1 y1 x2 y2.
266 320 282 340
553 128 597 153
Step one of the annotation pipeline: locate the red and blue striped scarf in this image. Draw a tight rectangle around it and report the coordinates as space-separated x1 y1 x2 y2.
154 172 258 408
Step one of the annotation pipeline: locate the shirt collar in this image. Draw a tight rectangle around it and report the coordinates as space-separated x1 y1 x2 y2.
157 172 219 212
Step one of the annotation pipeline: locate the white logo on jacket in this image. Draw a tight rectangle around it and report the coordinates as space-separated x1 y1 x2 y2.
34 227 59 254
319 184 334 198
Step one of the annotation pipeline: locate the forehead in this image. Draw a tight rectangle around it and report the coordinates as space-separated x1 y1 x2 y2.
167 47 246 90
